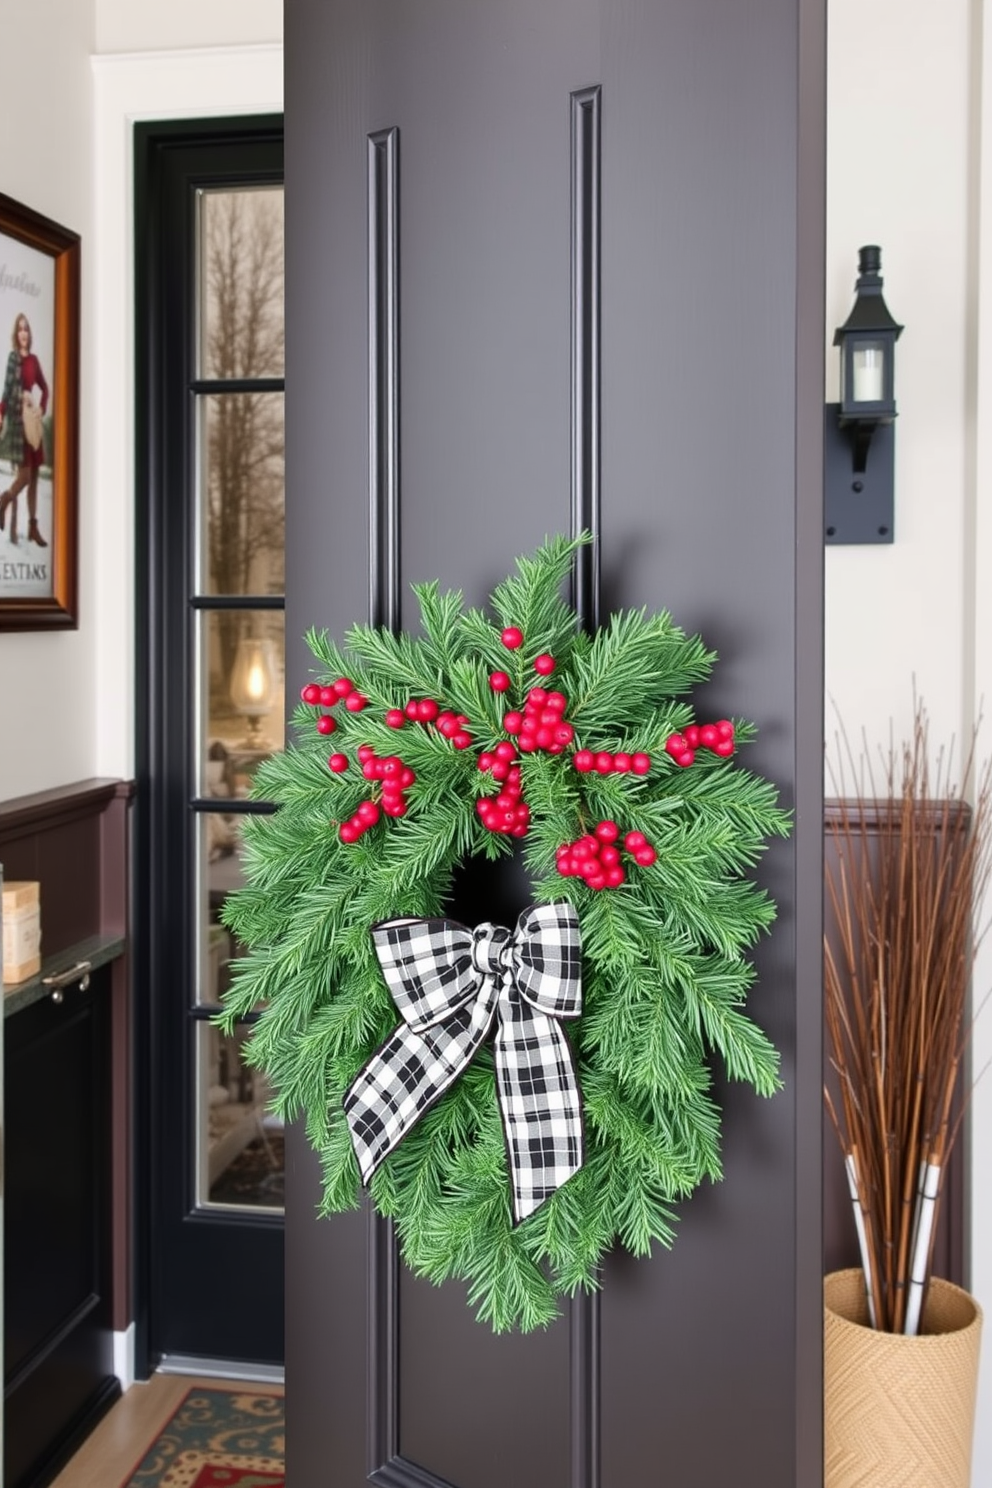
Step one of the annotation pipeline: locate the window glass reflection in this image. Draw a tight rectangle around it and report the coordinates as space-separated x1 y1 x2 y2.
196 1021 284 1213
197 609 285 798
199 187 284 380
199 391 285 597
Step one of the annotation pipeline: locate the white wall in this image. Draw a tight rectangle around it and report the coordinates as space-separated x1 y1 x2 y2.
0 0 96 795
828 1 992 1479
95 0 281 53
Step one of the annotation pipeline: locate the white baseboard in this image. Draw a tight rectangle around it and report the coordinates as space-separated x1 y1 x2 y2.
113 1323 136 1391
157 1353 285 1385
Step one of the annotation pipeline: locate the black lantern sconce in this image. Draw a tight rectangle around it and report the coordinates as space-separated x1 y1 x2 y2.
824 245 903 544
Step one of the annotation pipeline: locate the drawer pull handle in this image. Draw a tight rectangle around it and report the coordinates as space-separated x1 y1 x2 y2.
43 961 92 1002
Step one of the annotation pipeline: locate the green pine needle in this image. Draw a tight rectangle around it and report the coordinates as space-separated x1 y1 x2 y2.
219 534 789 1331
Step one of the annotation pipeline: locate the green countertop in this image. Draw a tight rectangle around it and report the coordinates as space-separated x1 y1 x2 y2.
3 934 126 1017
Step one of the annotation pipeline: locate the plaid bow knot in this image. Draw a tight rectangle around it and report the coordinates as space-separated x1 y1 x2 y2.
344 903 584 1223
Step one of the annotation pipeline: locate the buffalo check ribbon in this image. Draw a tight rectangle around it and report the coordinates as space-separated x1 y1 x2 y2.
344 903 584 1223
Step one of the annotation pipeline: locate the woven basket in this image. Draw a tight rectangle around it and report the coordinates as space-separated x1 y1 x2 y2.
824 1268 983 1488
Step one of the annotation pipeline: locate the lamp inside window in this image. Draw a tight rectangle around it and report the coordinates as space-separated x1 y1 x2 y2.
230 636 275 746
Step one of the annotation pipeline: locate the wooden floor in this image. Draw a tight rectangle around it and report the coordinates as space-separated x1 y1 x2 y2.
48 1373 285 1488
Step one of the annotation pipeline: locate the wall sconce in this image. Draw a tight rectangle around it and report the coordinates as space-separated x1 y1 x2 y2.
824 245 903 545
230 636 275 746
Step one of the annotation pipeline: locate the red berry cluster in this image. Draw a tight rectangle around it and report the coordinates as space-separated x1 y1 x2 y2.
301 676 368 735
385 697 474 750
664 719 735 768
490 642 575 755
573 749 651 776
476 741 530 836
339 745 418 841
555 821 658 889
505 686 574 754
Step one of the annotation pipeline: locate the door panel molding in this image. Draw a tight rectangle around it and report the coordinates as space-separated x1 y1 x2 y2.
570 84 601 628
368 126 402 632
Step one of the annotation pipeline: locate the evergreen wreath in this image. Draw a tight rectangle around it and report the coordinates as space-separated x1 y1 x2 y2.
220 534 789 1331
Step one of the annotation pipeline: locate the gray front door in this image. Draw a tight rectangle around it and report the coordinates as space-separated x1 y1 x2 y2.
284 2 825 1484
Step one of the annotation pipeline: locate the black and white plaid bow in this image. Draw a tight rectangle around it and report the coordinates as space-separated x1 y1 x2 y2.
344 903 584 1223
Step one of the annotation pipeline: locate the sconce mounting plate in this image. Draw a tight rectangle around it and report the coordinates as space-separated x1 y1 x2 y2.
823 404 894 545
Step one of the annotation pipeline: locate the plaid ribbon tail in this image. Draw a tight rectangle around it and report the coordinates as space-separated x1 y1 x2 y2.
494 987 584 1224
344 981 498 1183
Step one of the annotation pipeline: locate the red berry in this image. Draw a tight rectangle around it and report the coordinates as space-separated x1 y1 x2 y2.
624 830 648 852
501 626 524 649
339 822 359 843
319 686 337 707
546 691 567 712
504 711 523 734
333 677 354 698
613 752 632 773
491 761 510 780
479 752 495 771
490 671 511 692
417 698 440 722
385 709 406 728
599 845 621 868
595 752 614 774
684 725 700 748
536 726 555 749
316 714 336 735
507 766 521 785
382 778 404 798
381 756 403 777
383 798 408 817
405 700 420 720
714 739 735 757
700 724 719 749
676 750 695 767
345 692 368 712
301 683 322 705
554 724 574 746
357 800 381 826
453 730 473 750
495 740 516 762
717 719 735 741
634 846 657 867
665 734 686 758
631 753 651 775
438 714 458 737
401 767 416 787
534 654 555 675
557 857 575 877
362 760 379 780
328 753 349 772
595 820 619 843
605 866 626 888
574 750 595 773
527 687 548 708
357 744 375 763
586 873 608 891
518 735 537 753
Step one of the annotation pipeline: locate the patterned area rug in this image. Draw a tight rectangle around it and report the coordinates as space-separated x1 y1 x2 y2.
121 1388 284 1488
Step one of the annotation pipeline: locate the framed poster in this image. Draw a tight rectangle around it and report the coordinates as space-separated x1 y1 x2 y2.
0 192 79 630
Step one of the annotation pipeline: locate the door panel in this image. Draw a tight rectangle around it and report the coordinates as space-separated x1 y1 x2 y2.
135 121 286 1368
284 1 824 1483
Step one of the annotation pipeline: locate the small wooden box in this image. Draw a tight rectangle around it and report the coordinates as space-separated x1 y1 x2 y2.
3 880 42 984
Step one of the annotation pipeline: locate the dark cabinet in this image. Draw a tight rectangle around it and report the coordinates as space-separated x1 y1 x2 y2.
4 965 119 1488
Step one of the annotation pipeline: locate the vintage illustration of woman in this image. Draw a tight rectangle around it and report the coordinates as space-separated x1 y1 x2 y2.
0 311 49 547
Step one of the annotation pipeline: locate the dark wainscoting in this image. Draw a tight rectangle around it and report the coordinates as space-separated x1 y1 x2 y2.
0 778 133 1488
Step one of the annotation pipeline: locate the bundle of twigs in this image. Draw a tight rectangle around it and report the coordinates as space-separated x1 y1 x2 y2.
824 701 992 1334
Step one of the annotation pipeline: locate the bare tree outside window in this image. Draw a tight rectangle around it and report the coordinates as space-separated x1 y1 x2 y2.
200 187 286 737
